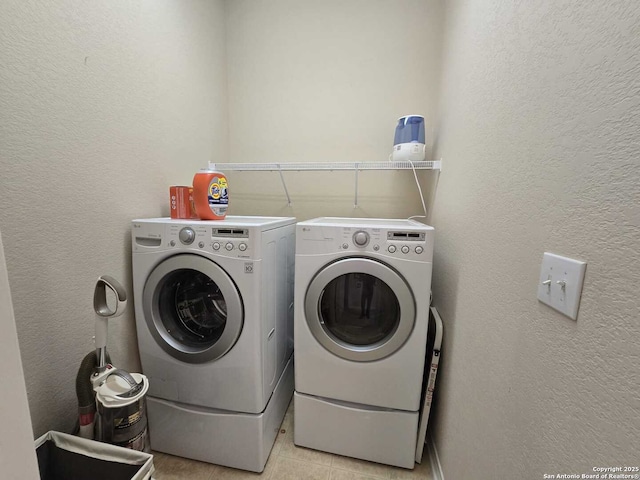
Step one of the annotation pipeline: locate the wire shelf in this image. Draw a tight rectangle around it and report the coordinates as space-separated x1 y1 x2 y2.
208 161 441 171
206 160 441 207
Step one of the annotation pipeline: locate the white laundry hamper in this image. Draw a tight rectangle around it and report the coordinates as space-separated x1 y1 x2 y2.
35 431 155 480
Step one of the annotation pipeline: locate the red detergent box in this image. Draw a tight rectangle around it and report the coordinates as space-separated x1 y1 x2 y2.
170 186 194 219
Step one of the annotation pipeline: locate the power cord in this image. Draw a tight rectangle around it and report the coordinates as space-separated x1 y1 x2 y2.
407 159 428 221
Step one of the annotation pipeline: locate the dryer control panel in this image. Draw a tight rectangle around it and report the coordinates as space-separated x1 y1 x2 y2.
297 223 433 262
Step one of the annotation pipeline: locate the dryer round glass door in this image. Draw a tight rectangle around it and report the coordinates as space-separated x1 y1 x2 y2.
143 254 244 364
305 257 415 361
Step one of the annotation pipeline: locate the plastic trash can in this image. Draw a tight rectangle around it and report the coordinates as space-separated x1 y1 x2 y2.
35 431 154 480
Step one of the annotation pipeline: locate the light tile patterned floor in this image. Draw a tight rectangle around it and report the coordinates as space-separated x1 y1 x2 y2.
152 400 433 480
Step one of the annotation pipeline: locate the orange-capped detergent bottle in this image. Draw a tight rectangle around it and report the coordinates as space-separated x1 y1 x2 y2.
192 169 229 220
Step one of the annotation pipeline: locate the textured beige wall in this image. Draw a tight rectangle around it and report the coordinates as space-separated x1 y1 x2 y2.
0 232 39 478
225 0 443 220
430 1 640 477
0 0 228 436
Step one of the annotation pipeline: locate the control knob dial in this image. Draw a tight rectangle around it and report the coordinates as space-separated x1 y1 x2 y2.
353 231 369 247
179 227 195 245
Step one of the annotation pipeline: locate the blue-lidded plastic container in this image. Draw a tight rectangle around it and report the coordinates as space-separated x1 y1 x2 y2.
393 115 425 145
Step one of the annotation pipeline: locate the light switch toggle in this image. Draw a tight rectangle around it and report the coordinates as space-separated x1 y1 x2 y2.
537 252 586 321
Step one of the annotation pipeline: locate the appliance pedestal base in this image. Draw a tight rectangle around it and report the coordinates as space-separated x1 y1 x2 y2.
148 357 294 473
294 391 418 469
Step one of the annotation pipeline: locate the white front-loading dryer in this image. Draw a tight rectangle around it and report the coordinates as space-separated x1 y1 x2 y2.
294 217 433 411
293 217 434 469
132 216 295 472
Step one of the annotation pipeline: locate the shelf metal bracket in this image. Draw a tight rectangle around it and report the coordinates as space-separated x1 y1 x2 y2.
354 164 360 208
277 164 292 207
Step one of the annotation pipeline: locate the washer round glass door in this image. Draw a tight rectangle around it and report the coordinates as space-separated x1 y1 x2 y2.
305 257 415 362
143 254 243 364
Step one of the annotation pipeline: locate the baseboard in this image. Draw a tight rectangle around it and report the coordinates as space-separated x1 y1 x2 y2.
427 434 445 480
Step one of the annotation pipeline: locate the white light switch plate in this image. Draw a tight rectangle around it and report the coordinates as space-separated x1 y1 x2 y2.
537 252 587 320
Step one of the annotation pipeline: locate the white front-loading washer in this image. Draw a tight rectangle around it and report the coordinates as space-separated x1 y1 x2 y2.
293 217 434 469
132 216 295 472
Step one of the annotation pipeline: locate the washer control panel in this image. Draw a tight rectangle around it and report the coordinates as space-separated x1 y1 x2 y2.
158 224 254 258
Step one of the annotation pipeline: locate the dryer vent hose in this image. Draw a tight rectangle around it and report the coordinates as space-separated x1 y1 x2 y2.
76 350 111 415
